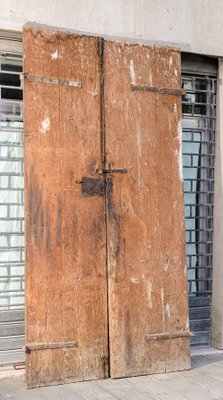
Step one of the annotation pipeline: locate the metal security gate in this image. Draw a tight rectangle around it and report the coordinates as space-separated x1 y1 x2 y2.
0 33 24 364
182 54 217 346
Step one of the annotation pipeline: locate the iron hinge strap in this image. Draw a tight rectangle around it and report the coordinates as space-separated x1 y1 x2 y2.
131 84 186 96
22 73 82 88
96 168 128 174
144 330 191 341
25 340 78 354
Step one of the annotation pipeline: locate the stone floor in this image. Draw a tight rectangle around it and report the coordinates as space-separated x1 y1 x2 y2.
1 347 223 399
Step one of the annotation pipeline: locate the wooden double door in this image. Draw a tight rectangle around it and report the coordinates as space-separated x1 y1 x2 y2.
23 25 190 388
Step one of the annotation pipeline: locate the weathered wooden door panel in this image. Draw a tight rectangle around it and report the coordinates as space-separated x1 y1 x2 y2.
104 41 190 378
24 27 108 387
153 48 190 372
24 26 190 387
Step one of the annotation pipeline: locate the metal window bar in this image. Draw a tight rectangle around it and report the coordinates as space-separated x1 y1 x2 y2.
0 49 24 312
182 75 216 298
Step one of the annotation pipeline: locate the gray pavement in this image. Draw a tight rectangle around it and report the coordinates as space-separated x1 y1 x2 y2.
1 347 223 399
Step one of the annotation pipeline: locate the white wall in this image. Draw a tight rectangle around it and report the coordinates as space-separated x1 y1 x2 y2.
1 0 223 56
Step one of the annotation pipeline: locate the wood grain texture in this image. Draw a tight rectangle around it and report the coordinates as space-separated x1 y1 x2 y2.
24 26 190 386
104 41 190 378
24 26 108 387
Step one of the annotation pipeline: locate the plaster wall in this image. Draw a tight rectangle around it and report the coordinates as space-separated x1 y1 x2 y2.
0 0 223 56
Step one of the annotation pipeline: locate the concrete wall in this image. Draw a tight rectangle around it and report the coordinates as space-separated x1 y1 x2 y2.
1 0 223 56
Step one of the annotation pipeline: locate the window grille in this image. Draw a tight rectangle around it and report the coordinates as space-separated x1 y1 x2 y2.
0 38 24 363
182 72 216 345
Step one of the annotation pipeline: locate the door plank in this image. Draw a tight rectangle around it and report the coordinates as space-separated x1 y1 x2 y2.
154 47 190 372
105 41 190 378
24 26 108 387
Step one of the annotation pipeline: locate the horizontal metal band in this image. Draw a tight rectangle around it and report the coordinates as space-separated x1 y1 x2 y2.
22 73 82 88
13 361 25 370
25 340 78 354
145 331 191 341
131 84 185 96
96 168 128 174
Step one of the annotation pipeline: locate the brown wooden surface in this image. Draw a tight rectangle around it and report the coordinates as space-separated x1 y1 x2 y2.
24 26 108 387
104 41 190 378
24 26 190 386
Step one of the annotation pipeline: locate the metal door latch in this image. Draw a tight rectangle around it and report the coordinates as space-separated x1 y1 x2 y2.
76 177 112 197
96 167 128 174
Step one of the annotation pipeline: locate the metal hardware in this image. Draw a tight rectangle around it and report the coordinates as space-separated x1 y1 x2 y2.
98 38 106 164
78 177 112 197
25 340 78 354
131 84 185 96
96 168 128 174
22 73 82 88
144 331 191 342
182 72 216 347
182 74 216 297
13 361 25 370
0 47 25 362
